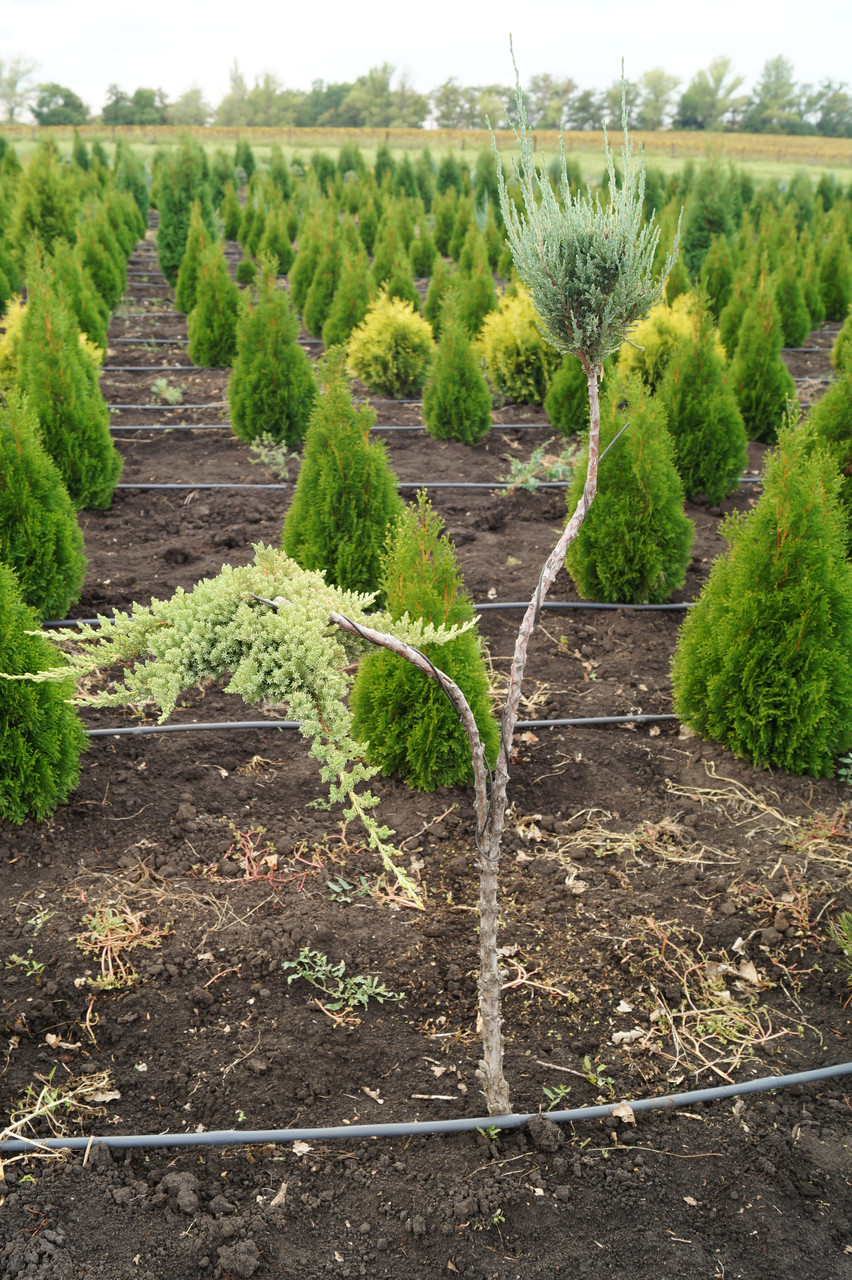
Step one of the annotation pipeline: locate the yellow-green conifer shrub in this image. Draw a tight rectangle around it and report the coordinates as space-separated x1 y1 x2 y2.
350 494 500 790
618 293 719 392
565 376 693 603
0 561 87 823
672 422 852 776
0 391 85 618
282 351 404 599
228 255 317 448
17 258 122 510
346 293 435 399
188 243 240 368
174 199 210 315
475 290 561 406
422 292 491 444
731 271 796 442
656 294 747 502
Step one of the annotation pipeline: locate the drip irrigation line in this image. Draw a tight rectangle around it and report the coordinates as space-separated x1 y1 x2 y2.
370 423 550 432
101 366 216 372
109 423 231 432
792 376 834 384
116 312 182 319
112 338 189 345
2 1062 849 1155
112 477 763 493
107 403 228 410
41 600 695 629
82 713 675 738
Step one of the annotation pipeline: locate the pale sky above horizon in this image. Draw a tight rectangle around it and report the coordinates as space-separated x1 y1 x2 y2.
2 0 850 117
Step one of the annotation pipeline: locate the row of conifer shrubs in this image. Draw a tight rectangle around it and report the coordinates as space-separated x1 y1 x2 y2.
1 142 147 824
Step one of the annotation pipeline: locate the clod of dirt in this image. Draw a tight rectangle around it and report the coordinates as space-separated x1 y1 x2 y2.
527 1113 565 1152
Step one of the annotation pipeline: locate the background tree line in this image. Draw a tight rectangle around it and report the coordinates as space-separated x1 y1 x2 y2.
1 53 850 137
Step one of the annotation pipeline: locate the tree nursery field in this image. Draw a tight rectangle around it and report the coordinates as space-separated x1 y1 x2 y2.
1 126 852 1279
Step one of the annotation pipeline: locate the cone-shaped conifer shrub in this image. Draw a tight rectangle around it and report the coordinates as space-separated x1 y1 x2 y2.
0 561 87 823
423 257 458 341
718 270 753 359
228 255 317 448
731 271 796 442
432 189 458 256
370 216 405 290
409 228 437 277
699 233 736 320
303 229 343 338
664 256 691 305
456 235 498 336
322 247 372 348
831 306 852 374
221 181 242 241
350 494 500 790
671 421 852 776
187 242 240 368
545 355 616 437
0 391 86 618
476 290 561 406
258 204 295 274
774 253 811 349
10 141 78 261
804 361 852 541
289 211 325 313
422 292 491 444
347 292 435 398
802 244 826 329
157 141 215 284
565 375 693 603
384 252 420 310
51 238 108 350
75 215 123 312
656 294 748 502
234 139 256 182
174 199 210 315
269 145 293 198
820 223 852 322
17 255 122 509
618 293 711 392
282 350 403 599
236 257 257 285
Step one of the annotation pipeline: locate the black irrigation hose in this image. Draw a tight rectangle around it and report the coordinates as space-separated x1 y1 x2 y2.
3 1062 850 1155
792 376 835 384
111 338 317 349
40 601 694 629
106 403 228 410
101 365 202 372
111 478 765 492
82 713 676 739
110 423 232 432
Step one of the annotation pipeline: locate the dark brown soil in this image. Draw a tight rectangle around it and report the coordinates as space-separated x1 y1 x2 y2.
1 231 850 1280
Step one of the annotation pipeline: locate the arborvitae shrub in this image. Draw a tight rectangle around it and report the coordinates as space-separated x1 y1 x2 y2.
350 494 500 790
0 562 87 823
565 377 693 603
773 254 811 349
174 199 210 315
820 224 852 322
114 142 149 222
801 243 826 329
370 216 405 290
0 295 25 390
347 292 435 398
680 160 735 280
228 255 316 447
51 238 108 350
268 145 293 198
384 252 420 310
423 257 458 341
618 294 715 392
804 363 852 540
456 237 498 336
422 293 491 444
717 271 753 359
71 129 89 171
0 391 85 618
731 272 796 442
282 352 403 599
664 257 691 305
544 355 615 437
322 247 372 348
374 142 395 186
157 141 215 284
656 296 748 502
671 423 852 776
289 212 324 313
10 141 78 261
357 200 379 255
437 153 463 195
236 257 257 285
17 257 122 509
432 190 458 256
234 140 255 181
699 233 736 320
475 290 558 407
258 205 294 274
221 181 242 241
188 243 240 368
76 217 122 311
244 202 266 258
303 231 342 337
831 306 852 374
415 149 436 210
409 228 437 277
448 196 474 262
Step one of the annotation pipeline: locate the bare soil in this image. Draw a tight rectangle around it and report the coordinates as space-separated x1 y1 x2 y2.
1 232 850 1280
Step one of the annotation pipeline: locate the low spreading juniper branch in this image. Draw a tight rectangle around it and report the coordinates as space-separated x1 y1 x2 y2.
59 547 476 907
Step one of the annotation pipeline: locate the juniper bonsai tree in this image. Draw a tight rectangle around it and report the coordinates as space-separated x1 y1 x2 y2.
49 58 679 1117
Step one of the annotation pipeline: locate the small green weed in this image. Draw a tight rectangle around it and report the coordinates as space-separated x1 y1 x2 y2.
583 1056 614 1094
542 1083 572 1111
476 1123 501 1141
27 909 55 935
7 949 45 979
499 438 579 491
837 751 852 786
281 948 402 1014
830 911 852 984
248 432 301 482
326 874 373 904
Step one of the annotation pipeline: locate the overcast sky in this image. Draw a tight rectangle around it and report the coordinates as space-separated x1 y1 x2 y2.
2 0 849 115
